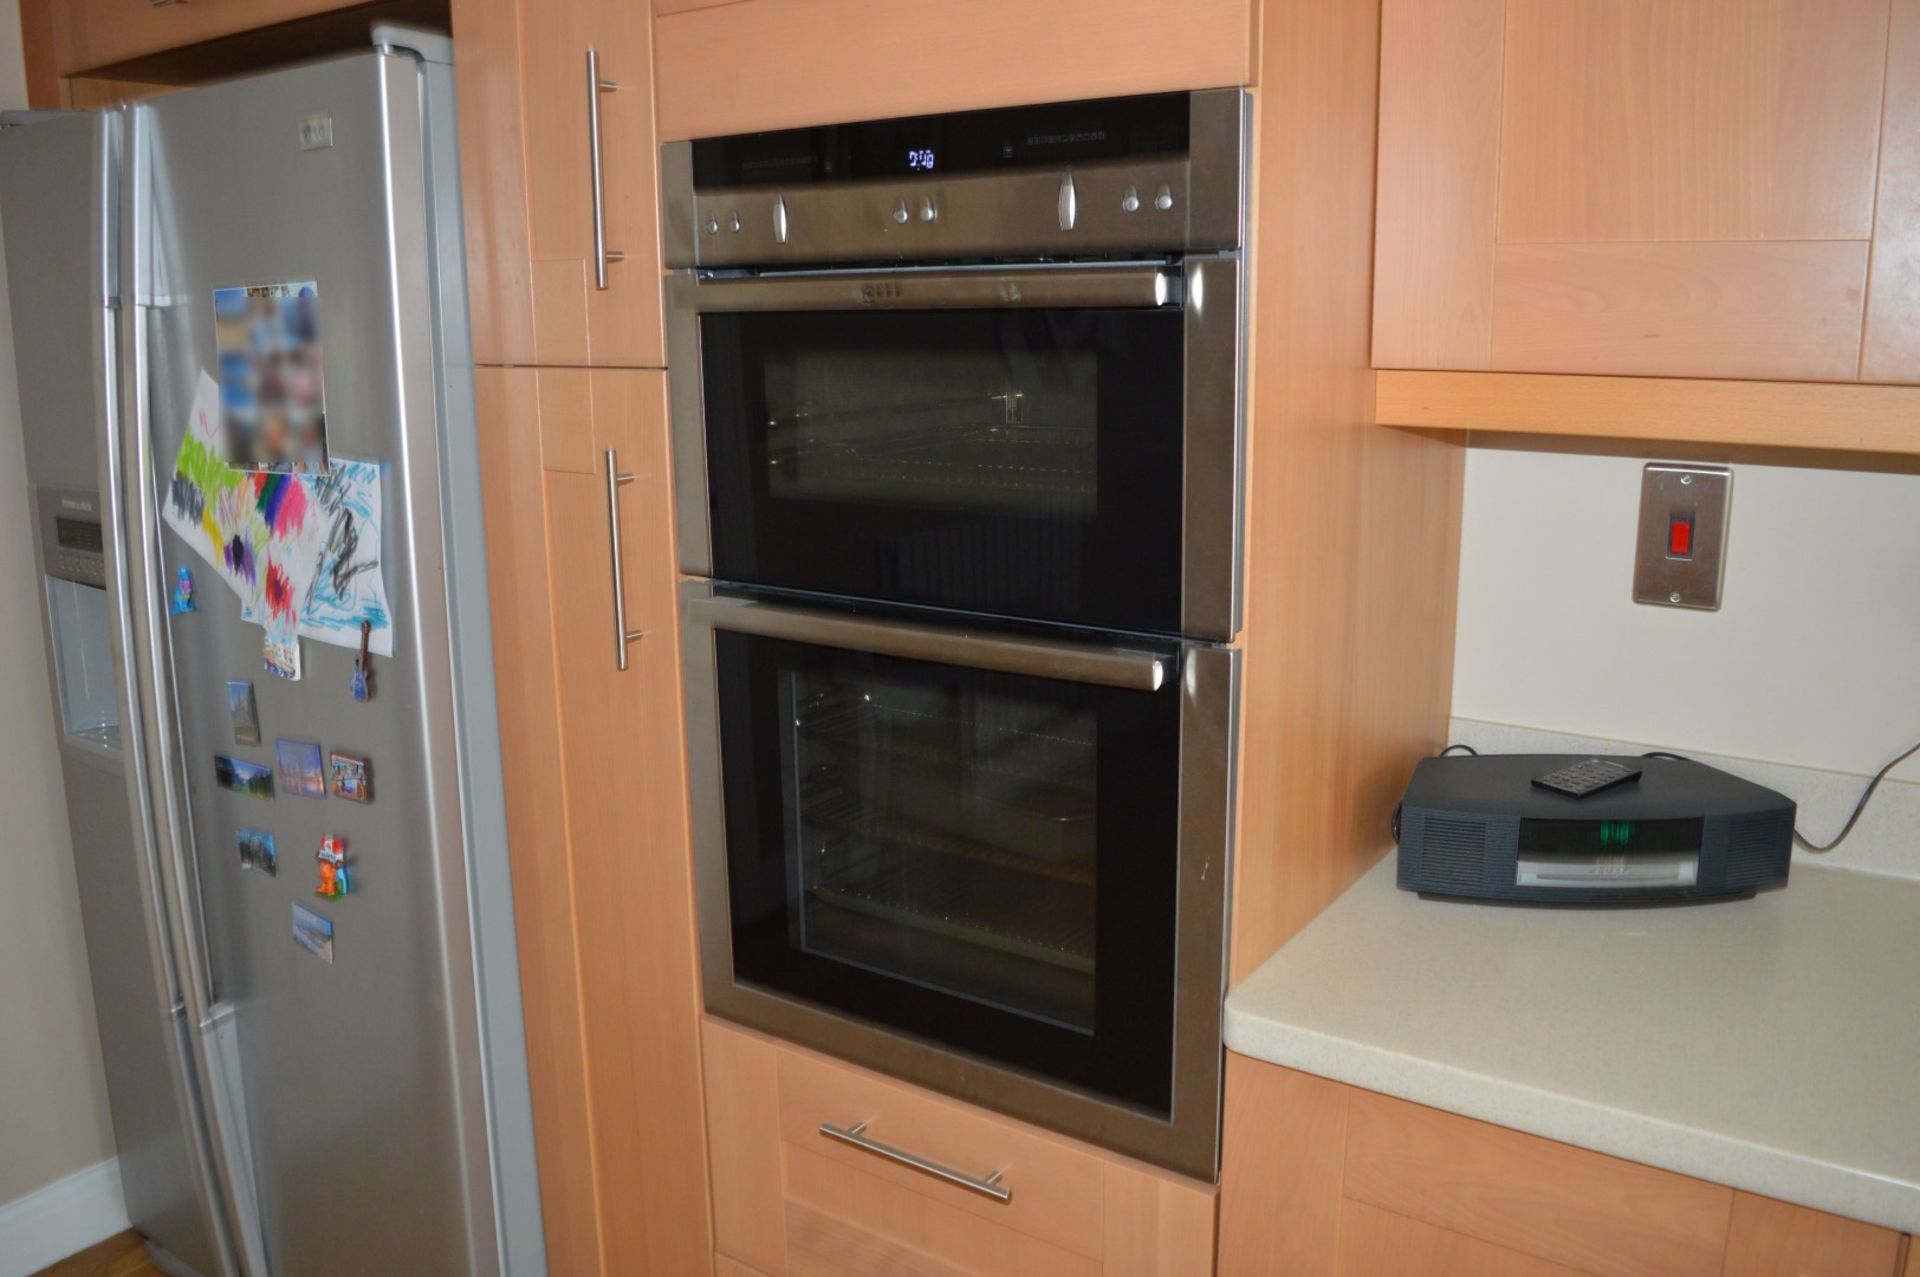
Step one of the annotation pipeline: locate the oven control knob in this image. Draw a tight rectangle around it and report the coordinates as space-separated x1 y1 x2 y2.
1121 185 1140 213
727 212 741 233
919 197 937 222
1154 182 1174 212
773 195 790 244
1058 172 1078 231
704 213 719 235
892 198 910 225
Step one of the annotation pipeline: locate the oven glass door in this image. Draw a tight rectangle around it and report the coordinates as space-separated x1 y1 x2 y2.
698 296 1187 634
713 619 1183 1116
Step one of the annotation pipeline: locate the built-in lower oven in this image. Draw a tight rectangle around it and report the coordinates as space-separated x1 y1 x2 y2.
662 89 1247 1179
681 583 1236 1178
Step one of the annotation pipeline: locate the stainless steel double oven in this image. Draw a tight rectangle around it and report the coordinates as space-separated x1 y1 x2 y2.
663 89 1246 1179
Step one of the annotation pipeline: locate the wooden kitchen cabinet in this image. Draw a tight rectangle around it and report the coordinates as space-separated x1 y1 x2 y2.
51 0 367 74
475 367 711 1276
453 0 665 367
1218 1055 1911 1276
1373 0 1920 385
701 1018 1216 1277
653 0 1256 140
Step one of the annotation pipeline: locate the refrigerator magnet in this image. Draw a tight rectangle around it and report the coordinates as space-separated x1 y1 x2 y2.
350 619 373 702
212 281 330 475
263 621 302 681
275 738 326 798
215 755 274 799
315 836 352 899
327 751 371 803
170 567 196 614
227 680 261 745
238 826 277 875
292 902 334 963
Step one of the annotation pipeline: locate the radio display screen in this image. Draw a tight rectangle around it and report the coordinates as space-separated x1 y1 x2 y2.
1518 817 1705 856
55 516 103 555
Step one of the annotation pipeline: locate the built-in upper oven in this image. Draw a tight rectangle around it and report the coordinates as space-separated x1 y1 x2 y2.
661 89 1247 640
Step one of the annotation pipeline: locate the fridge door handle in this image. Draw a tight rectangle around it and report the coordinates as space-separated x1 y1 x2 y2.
587 47 625 290
685 587 1169 692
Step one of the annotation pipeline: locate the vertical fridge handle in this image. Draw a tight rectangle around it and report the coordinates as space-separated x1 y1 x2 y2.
605 448 643 669
108 102 266 1277
587 47 624 290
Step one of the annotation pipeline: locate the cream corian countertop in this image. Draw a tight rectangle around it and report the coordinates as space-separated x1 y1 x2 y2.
1222 858 1920 1234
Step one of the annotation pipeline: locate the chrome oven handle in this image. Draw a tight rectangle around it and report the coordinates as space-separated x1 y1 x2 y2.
819 1120 1012 1203
587 47 625 289
686 590 1167 692
671 263 1180 313
604 448 644 669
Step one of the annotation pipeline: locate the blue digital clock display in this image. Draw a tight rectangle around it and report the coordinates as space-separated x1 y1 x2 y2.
906 148 937 172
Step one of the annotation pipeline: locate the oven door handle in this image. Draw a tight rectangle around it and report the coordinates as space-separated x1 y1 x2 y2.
687 591 1168 692
674 263 1180 312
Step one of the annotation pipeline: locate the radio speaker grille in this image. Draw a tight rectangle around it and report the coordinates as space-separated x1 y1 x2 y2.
1725 810 1792 887
1419 816 1489 889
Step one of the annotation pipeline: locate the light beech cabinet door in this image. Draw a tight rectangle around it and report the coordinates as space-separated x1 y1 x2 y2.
475 369 710 1276
701 1019 1215 1277
454 0 666 367
1373 0 1914 383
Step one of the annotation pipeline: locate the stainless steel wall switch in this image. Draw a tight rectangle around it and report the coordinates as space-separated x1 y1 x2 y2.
1633 463 1732 610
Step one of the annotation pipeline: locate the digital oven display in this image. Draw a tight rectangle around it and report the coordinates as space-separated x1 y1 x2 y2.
906 148 936 172
1517 817 1705 856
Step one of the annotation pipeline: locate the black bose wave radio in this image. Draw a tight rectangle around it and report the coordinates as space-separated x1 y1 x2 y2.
1395 754 1795 904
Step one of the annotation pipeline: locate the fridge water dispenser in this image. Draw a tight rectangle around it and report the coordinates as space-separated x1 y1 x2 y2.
36 486 119 749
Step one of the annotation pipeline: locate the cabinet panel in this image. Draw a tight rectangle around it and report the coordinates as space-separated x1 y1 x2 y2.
1489 241 1870 381
1336 1200 1587 1277
653 0 1255 141
52 0 358 75
453 0 665 367
703 1020 787 1277
1497 0 1888 243
1371 0 1503 370
1721 1192 1904 1277
1863 0 1920 383
1342 1088 1733 1277
1217 1053 1347 1274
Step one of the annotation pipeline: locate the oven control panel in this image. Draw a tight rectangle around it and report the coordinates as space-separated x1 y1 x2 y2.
662 89 1246 268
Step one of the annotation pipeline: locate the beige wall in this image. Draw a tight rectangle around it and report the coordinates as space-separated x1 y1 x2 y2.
0 0 119 1206
1452 446 1920 784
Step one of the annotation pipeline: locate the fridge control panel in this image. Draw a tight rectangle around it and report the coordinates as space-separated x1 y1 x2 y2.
37 485 106 588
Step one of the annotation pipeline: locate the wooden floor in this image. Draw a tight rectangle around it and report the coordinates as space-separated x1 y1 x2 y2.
33 1231 161 1277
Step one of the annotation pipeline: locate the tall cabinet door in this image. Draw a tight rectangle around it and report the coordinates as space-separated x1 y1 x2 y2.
475 368 711 1276
455 0 666 368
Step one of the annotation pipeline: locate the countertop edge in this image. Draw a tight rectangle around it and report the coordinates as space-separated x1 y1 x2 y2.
1221 1010 1920 1236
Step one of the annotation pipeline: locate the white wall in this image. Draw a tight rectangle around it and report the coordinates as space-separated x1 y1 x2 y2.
0 0 120 1208
1452 445 1920 785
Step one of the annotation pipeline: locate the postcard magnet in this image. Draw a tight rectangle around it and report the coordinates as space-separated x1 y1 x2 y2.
237 826 277 875
275 738 325 798
292 902 334 963
350 620 373 702
327 751 371 803
213 281 329 475
170 568 196 614
227 681 261 745
215 755 274 799
315 835 352 899
264 620 301 681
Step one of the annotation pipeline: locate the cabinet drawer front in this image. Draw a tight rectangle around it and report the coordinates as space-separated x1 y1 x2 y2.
774 1048 1107 1259
1342 1089 1732 1277
54 0 360 75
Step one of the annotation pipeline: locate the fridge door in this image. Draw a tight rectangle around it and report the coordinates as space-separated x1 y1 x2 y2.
127 49 540 1276
1 108 230 1277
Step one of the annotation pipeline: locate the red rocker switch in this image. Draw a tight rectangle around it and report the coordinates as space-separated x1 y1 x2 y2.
1667 514 1694 559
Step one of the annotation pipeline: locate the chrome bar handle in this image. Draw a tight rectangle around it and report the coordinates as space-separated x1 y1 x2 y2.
604 448 644 669
587 47 624 289
819 1121 1012 1203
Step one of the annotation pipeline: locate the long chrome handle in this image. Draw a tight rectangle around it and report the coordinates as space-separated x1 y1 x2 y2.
587 47 624 289
605 448 644 670
820 1121 1011 1203
671 263 1179 313
686 590 1167 692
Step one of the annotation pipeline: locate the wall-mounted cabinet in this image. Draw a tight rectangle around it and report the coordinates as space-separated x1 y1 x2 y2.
1374 0 1920 386
453 0 665 367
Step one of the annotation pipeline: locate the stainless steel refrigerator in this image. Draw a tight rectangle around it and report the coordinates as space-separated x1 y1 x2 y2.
0 30 545 1277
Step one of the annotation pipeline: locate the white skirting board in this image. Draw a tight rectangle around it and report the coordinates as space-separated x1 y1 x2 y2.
0 1159 129 1277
